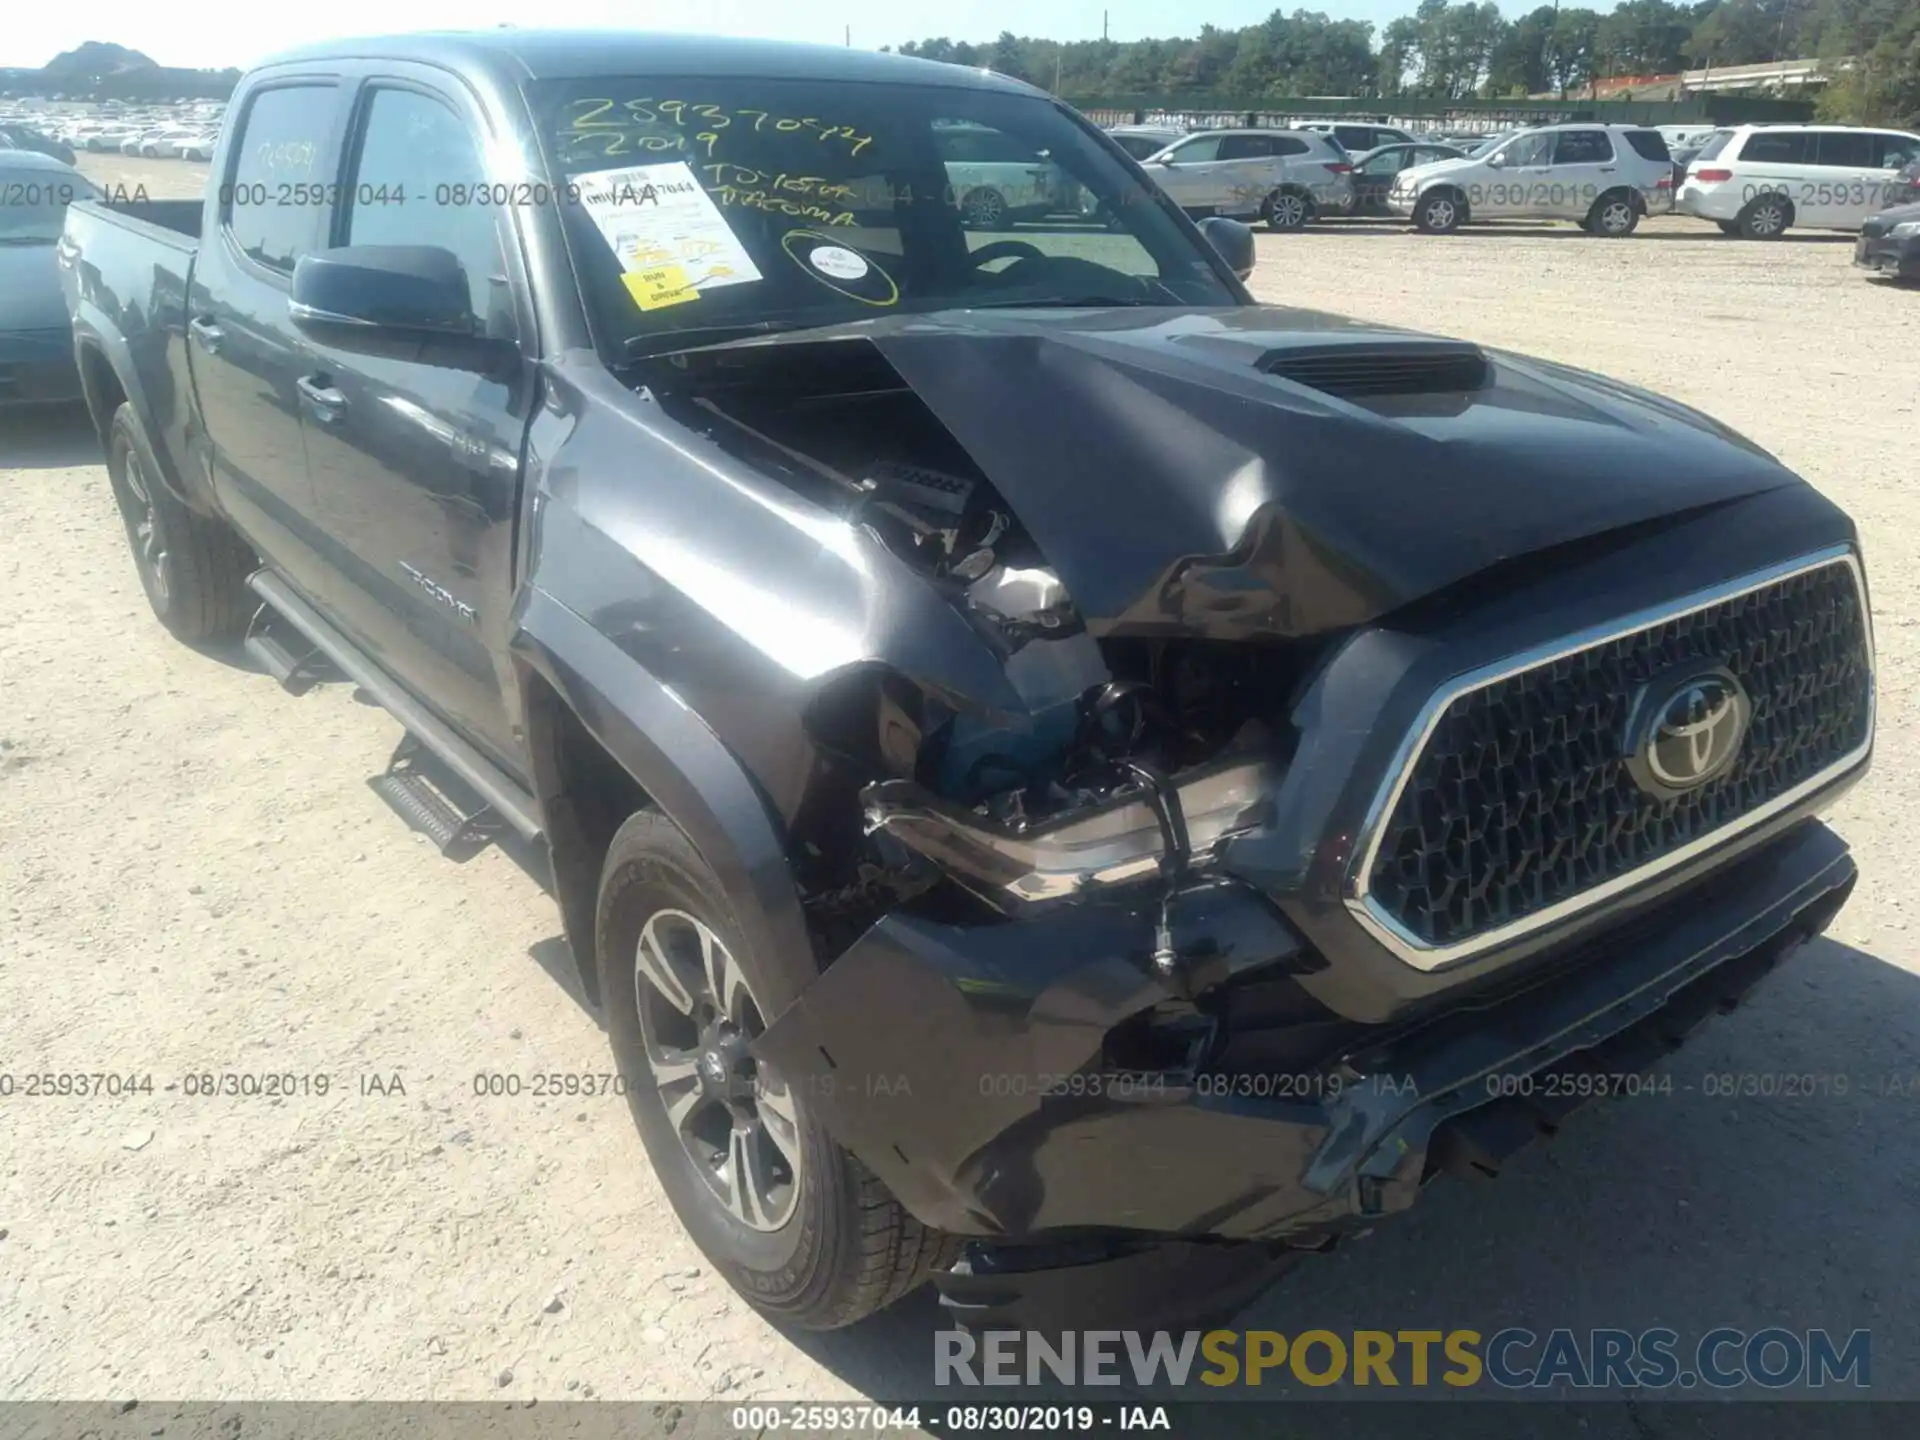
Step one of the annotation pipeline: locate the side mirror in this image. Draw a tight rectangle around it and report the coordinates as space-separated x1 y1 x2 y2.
290 245 514 373
1198 215 1255 281
1486 153 1506 169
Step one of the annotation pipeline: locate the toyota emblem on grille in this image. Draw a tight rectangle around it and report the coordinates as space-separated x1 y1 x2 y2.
1626 666 1751 798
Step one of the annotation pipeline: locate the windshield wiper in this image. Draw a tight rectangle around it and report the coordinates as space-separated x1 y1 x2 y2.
621 319 820 361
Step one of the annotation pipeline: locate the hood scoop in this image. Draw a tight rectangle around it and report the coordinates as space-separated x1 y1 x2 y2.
1257 340 1490 400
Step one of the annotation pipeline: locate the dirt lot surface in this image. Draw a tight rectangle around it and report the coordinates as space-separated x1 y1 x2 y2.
6 158 1920 1423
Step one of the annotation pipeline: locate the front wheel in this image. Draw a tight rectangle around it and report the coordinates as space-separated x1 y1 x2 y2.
596 810 955 1329
959 187 1008 231
106 402 255 645
1414 190 1463 234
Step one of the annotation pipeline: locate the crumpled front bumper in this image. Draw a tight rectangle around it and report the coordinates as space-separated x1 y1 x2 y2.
755 818 1855 1318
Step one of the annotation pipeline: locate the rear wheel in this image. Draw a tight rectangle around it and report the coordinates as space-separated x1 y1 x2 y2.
106 402 255 645
596 810 955 1329
1263 188 1311 232
1737 193 1791 239
1586 191 1640 237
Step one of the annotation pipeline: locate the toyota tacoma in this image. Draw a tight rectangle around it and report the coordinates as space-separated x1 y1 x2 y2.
61 31 1875 1331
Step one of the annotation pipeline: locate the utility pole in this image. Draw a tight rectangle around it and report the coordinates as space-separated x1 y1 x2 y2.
845 24 851 46
1103 10 1109 42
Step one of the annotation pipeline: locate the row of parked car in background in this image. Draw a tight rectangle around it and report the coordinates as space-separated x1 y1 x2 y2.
1105 116 1919 246
0 100 225 164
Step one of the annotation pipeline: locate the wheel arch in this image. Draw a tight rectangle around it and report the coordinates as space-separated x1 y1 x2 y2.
511 587 815 1011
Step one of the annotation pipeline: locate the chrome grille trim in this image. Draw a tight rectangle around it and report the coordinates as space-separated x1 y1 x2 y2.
1345 546 1874 971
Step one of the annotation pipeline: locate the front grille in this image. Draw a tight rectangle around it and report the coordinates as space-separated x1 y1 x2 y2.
1357 554 1872 957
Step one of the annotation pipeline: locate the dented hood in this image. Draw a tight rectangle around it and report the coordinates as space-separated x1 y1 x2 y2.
724 305 1803 638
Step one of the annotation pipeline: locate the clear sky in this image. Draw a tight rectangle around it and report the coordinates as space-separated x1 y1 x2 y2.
3 1 1549 72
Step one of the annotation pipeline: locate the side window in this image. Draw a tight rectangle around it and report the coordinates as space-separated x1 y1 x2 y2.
342 88 511 339
1359 150 1405 176
1552 130 1614 165
1216 135 1273 161
1418 147 1458 164
1872 134 1920 169
1694 130 1735 162
1813 132 1876 168
225 84 336 272
1165 135 1223 164
1623 130 1671 161
1271 136 1310 157
1740 131 1811 164
1501 133 1553 167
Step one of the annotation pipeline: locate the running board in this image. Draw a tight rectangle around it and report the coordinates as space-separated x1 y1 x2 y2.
247 569 544 844
369 735 503 860
243 604 338 695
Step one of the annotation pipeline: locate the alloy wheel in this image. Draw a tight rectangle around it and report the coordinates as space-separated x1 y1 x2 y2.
633 908 801 1232
116 444 169 604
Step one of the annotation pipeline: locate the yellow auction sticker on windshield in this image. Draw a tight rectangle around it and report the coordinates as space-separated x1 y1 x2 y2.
576 161 762 311
621 263 698 311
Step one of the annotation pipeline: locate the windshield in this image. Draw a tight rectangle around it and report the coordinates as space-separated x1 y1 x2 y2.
0 169 98 243
531 77 1240 358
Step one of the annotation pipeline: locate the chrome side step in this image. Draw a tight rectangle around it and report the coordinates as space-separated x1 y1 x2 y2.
247 569 543 843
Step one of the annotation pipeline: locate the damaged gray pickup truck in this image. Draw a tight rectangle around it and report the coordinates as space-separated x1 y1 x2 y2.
63 30 1875 1332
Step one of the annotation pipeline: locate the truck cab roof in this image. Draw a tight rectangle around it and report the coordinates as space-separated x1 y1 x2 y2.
261 29 1042 95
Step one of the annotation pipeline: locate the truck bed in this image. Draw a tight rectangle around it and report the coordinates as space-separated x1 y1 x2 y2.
81 197 202 249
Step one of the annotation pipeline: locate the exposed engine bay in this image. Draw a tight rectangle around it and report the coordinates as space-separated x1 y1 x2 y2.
649 337 1308 943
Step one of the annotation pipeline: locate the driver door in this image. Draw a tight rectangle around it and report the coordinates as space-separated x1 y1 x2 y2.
1484 131 1553 218
1144 134 1226 211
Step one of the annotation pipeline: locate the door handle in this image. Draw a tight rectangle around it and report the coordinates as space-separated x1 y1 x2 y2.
188 316 224 352
296 375 346 420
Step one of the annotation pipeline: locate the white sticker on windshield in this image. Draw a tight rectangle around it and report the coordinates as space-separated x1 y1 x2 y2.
806 245 870 281
575 161 763 308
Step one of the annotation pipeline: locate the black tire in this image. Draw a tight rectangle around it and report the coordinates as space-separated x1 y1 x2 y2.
1585 190 1640 238
1737 193 1791 240
105 402 255 645
1263 188 1311 232
596 809 955 1329
1414 189 1464 234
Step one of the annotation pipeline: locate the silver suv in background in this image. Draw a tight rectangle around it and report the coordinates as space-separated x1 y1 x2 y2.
1388 124 1674 235
1138 128 1355 230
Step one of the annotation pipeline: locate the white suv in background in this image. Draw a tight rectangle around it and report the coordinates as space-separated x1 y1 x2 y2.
1387 124 1675 236
1138 128 1355 231
1677 125 1920 238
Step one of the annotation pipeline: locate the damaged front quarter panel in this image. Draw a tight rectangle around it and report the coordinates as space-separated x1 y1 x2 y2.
751 882 1309 1238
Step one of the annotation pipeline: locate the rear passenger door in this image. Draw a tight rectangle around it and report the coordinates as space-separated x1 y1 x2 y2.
188 77 346 605
294 75 536 766
1735 129 1815 222
1545 128 1615 218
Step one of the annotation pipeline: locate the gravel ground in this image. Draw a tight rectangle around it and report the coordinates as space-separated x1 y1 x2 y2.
5 159 1920 1421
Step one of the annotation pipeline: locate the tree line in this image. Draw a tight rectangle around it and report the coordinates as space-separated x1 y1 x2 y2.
891 0 1920 126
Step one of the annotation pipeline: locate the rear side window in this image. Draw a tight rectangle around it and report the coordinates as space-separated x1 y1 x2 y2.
1216 135 1273 160
224 84 336 273
1624 130 1671 161
1871 134 1920 168
1335 126 1372 151
1273 135 1311 157
1694 130 1735 162
1739 130 1811 164
1813 131 1877 168
1553 130 1614 164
